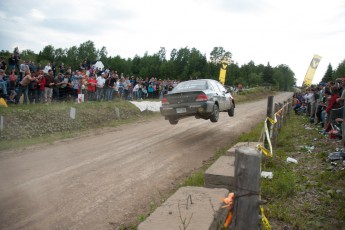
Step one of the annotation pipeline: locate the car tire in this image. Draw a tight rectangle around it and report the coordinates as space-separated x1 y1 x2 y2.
169 119 179 125
210 104 219 122
228 104 235 117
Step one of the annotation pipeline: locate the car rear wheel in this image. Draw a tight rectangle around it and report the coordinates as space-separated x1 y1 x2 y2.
228 104 235 117
169 119 179 125
210 104 219 122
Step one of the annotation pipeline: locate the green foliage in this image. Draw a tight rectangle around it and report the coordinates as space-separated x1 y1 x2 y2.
263 62 275 84
180 171 205 187
321 63 333 82
262 114 345 229
334 59 345 79
262 170 296 198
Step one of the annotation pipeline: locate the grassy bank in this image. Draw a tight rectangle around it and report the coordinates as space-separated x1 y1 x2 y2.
179 112 345 229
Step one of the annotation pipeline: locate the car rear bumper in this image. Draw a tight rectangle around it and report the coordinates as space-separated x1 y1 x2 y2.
160 101 214 118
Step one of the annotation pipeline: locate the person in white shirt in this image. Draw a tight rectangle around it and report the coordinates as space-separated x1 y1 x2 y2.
43 63 52 74
303 88 315 121
96 73 106 101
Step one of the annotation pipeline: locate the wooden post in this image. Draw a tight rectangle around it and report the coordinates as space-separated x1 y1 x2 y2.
272 103 279 147
277 103 284 133
231 146 261 229
283 101 287 126
265 96 274 149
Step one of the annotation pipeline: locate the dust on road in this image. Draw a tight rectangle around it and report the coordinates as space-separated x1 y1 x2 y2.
0 92 292 229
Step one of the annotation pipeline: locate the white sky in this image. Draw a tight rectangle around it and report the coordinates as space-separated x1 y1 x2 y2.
0 0 344 86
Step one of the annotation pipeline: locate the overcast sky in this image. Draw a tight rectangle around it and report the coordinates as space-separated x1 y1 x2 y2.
1 0 344 85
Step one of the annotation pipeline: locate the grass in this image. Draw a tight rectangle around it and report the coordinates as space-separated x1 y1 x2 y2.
177 111 345 229
260 113 345 229
0 99 160 151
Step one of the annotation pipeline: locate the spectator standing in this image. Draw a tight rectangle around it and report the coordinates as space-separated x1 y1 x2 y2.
8 54 16 72
36 63 42 72
303 88 314 117
44 69 55 104
96 73 106 101
59 63 65 74
0 57 7 73
71 71 83 102
87 74 97 101
54 73 65 101
37 70 45 103
43 62 52 74
148 83 154 98
0 69 8 97
8 69 17 102
52 62 57 77
117 77 125 99
28 71 39 103
19 60 29 81
14 47 20 68
325 86 341 131
105 73 116 101
16 69 35 104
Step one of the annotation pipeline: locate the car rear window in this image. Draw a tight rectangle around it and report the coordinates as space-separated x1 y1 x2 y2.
174 81 208 91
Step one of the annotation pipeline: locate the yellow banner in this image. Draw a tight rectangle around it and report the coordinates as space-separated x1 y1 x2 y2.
303 54 322 86
219 59 229 85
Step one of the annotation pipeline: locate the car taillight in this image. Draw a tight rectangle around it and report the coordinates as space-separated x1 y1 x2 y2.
161 98 169 105
196 93 208 101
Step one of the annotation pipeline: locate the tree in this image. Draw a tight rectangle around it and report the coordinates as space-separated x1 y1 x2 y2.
78 40 97 65
39 45 55 63
54 48 67 64
98 46 108 67
173 47 190 80
274 64 295 91
21 49 37 63
262 62 275 85
187 48 207 79
66 46 79 70
321 63 333 83
334 59 345 80
210 47 232 64
156 47 167 62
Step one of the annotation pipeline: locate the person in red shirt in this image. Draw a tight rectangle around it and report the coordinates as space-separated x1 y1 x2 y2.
325 85 341 131
87 74 97 101
37 70 46 103
326 86 340 114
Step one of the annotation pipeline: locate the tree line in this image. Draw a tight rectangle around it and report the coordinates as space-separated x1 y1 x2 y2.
2 40 329 91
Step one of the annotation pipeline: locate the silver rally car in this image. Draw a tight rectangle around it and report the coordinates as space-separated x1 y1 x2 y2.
160 79 235 125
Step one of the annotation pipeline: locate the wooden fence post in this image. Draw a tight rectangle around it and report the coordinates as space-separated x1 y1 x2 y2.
265 96 274 149
231 146 261 229
277 103 283 133
283 101 287 126
272 103 279 148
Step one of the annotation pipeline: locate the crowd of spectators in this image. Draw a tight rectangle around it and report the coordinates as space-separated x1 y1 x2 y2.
0 55 180 105
293 79 345 139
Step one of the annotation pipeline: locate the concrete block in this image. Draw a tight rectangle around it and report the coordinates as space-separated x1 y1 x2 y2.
204 156 235 190
138 186 229 230
226 142 260 156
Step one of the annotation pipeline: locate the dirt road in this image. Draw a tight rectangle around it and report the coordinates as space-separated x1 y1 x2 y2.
0 92 292 229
